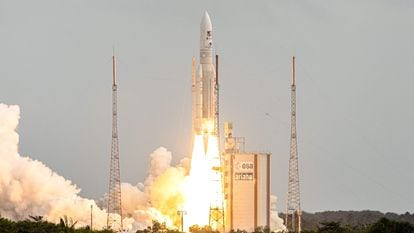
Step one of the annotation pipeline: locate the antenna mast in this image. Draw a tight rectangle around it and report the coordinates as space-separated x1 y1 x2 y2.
286 56 302 232
107 55 123 232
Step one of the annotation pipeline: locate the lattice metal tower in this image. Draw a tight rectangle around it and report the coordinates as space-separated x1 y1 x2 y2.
209 54 225 233
286 56 302 232
107 55 123 231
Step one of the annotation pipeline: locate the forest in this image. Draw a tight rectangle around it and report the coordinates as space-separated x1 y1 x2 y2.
1 216 414 233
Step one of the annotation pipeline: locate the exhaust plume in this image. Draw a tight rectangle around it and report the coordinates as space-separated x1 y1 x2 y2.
0 103 286 232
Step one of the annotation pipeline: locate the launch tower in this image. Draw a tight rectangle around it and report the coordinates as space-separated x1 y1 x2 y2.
107 55 123 231
286 56 302 232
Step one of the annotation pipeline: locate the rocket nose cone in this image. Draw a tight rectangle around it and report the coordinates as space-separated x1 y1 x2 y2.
201 11 212 30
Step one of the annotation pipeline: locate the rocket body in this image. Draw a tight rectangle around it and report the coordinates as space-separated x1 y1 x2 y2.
193 12 217 136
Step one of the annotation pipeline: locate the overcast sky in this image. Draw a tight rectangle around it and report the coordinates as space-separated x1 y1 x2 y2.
1 0 414 214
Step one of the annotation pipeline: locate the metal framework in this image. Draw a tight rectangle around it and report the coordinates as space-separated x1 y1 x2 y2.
107 55 123 231
286 56 302 232
209 54 225 233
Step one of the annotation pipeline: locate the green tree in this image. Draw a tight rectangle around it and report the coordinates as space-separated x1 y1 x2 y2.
229 229 248 233
368 217 414 233
28 215 44 222
253 226 271 233
317 222 346 233
136 220 178 233
0 217 16 233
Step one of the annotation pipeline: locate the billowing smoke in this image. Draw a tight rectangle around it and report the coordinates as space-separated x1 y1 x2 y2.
119 147 189 230
0 104 108 228
0 103 285 232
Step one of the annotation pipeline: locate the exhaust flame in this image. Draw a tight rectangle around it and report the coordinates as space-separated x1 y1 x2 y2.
182 119 224 231
183 134 210 228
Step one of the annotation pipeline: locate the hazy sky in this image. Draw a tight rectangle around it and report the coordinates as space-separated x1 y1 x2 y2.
1 0 414 214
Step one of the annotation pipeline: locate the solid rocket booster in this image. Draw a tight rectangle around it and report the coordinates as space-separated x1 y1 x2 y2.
192 11 217 136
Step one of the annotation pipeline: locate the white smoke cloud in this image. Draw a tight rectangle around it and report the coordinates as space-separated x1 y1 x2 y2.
0 104 108 228
144 147 174 188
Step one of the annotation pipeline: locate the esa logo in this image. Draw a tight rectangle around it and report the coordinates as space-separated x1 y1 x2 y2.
237 162 254 171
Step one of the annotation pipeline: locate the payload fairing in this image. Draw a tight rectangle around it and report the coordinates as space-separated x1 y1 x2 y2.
192 12 218 138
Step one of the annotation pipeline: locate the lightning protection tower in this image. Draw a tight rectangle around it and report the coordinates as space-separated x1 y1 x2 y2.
107 55 123 231
286 56 302 232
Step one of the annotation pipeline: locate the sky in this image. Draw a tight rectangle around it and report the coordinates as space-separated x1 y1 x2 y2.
1 0 414 214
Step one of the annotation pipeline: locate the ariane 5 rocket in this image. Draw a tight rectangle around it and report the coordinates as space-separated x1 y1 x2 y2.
192 11 218 138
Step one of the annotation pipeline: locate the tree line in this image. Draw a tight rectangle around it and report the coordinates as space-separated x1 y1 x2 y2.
1 216 414 233
0 215 113 233
136 218 414 233
302 218 414 233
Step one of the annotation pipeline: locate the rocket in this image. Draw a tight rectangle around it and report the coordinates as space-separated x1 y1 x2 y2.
192 11 218 138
